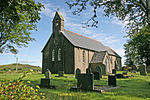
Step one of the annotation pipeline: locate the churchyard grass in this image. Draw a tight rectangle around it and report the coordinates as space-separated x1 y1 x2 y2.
0 72 150 100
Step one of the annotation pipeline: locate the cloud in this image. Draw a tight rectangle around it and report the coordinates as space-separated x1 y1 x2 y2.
40 3 55 18
111 17 129 28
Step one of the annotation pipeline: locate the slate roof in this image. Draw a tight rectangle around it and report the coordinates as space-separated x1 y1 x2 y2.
90 51 107 63
62 29 121 57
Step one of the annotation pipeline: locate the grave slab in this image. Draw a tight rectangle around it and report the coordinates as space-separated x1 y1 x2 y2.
108 75 116 87
77 74 94 91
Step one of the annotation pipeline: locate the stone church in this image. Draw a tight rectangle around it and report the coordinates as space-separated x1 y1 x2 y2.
42 11 122 74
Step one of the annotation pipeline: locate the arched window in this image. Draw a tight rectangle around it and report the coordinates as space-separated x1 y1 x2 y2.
52 49 55 61
82 50 85 63
58 48 61 61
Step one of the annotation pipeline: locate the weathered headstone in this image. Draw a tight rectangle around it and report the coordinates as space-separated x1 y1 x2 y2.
75 68 81 78
40 69 51 88
95 66 102 78
146 66 150 73
140 65 147 76
122 71 128 75
40 78 51 88
44 69 51 78
86 68 91 74
93 72 100 80
115 74 124 78
77 74 94 91
58 71 64 77
108 75 116 87
112 69 117 74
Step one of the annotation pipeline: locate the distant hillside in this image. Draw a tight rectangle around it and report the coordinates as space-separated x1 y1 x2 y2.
0 63 42 72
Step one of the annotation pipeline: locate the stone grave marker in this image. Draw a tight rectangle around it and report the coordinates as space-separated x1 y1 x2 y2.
140 65 147 76
122 71 128 75
146 66 150 73
93 72 100 80
40 69 51 88
86 68 91 74
108 75 116 87
77 74 94 91
95 66 102 78
75 68 81 78
45 69 51 78
115 74 124 78
112 69 117 74
58 71 64 77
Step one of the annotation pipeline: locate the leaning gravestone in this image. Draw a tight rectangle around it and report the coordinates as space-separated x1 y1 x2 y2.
93 72 100 80
75 68 81 78
77 74 94 91
58 71 64 77
40 69 51 88
140 65 147 76
112 69 117 74
108 75 116 87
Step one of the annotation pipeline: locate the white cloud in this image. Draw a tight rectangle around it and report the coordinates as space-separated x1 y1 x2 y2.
112 17 129 28
41 3 55 18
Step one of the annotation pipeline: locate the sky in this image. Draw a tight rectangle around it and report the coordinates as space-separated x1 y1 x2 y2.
0 0 128 67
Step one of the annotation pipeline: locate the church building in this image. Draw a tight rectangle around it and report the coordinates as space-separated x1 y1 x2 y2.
42 11 122 74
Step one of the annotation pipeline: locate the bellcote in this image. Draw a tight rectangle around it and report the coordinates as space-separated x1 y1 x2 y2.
53 11 64 32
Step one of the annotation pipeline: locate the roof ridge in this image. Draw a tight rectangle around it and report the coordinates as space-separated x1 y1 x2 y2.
64 29 102 44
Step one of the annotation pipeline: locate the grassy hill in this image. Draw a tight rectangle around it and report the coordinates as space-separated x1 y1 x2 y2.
0 63 41 72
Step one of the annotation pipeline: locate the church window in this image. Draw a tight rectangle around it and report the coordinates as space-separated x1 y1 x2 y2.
83 50 85 63
52 49 55 61
58 48 61 61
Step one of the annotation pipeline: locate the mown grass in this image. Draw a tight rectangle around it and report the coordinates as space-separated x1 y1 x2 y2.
0 72 150 100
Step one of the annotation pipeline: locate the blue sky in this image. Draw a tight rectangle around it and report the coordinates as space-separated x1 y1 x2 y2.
0 0 128 67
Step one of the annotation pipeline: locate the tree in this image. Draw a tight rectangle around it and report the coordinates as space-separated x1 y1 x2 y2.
0 0 44 54
124 26 150 67
66 0 150 35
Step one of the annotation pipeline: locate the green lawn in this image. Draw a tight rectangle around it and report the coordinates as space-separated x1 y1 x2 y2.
0 72 150 100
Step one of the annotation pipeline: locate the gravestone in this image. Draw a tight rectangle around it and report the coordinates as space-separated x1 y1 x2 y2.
115 74 124 78
86 68 91 74
45 69 51 78
122 71 128 75
40 78 51 88
58 71 64 77
77 74 94 91
146 66 150 73
93 72 100 80
40 69 51 88
75 68 81 78
140 65 147 76
95 66 102 78
112 69 117 74
108 75 116 87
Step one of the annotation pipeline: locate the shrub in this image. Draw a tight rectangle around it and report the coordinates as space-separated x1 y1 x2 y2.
0 70 46 100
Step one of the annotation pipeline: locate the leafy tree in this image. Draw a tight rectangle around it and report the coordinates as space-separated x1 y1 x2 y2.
0 0 44 54
66 0 150 35
124 26 150 67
